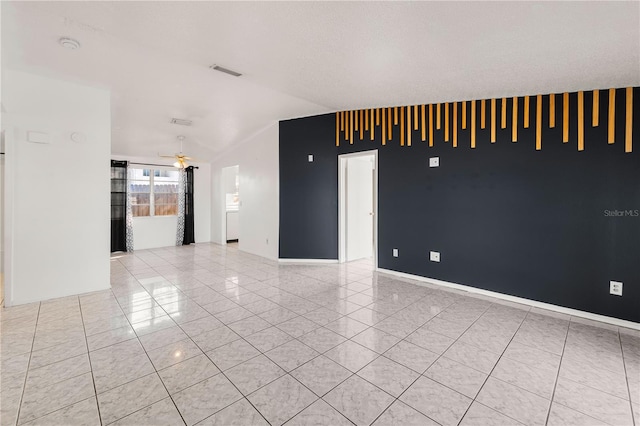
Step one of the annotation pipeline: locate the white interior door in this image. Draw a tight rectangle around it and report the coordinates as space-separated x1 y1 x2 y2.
346 155 374 261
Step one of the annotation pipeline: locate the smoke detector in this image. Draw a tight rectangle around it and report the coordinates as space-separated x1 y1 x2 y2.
59 37 81 50
170 118 193 126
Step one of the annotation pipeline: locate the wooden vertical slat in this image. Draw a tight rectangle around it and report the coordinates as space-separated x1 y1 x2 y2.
400 107 405 146
370 109 374 141
536 94 542 151
471 100 476 148
382 107 387 146
376 108 380 126
453 102 458 147
407 106 412 146
414 104 418 130
350 110 354 144
340 111 345 131
481 99 486 129
563 92 569 143
462 101 467 129
491 99 496 143
394 107 398 125
445 102 449 142
608 88 615 144
336 112 340 147
592 90 599 126
549 94 556 128
437 103 441 129
355 109 359 132
365 109 369 131
578 91 584 151
421 105 426 141
359 110 364 140
626 87 633 153
512 97 518 142
429 104 434 147
501 98 507 129
345 110 350 142
388 108 392 140
524 96 530 128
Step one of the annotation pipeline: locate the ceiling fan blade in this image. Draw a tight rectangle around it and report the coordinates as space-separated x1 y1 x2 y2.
159 155 177 159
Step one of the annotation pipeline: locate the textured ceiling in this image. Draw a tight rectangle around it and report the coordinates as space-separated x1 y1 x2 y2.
2 1 639 159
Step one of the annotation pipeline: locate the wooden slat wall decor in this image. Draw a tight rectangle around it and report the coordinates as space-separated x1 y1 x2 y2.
333 87 635 153
407 106 412 147
382 107 387 146
491 98 496 143
550 94 556 128
471 100 476 148
453 102 458 148
592 90 599 127
445 102 450 142
336 112 340 146
400 107 405 146
512 97 518 142
421 105 426 141
609 89 616 144
626 87 633 153
462 101 467 129
536 94 542 150
563 92 569 143
429 104 434 147
578 91 584 151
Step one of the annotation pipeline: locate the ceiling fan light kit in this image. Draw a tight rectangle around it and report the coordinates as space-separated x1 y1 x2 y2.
160 135 197 168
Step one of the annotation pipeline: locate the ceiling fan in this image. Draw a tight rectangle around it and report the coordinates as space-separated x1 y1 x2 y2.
159 135 197 168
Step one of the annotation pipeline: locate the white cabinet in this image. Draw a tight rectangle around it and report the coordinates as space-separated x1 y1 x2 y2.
226 211 239 241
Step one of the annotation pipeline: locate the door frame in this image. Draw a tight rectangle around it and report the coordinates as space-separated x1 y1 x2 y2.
338 149 378 267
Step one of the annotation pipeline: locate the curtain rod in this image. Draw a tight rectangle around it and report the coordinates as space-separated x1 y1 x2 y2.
127 161 199 169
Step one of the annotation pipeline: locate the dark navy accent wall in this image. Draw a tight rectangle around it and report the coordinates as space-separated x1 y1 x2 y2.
279 89 640 322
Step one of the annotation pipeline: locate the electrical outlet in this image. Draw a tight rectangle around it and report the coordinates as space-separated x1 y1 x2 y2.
308 154 314 162
430 251 440 262
392 248 399 257
610 281 623 296
429 157 439 168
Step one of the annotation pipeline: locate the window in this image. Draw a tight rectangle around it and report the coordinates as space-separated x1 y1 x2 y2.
130 168 180 217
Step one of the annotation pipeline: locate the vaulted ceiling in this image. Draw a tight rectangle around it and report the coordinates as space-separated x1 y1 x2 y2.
2 1 638 159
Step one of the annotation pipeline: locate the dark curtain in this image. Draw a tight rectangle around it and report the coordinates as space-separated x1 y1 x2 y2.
183 166 195 245
111 160 128 252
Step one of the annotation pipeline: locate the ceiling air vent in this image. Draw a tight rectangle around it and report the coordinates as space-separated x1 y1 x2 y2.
210 64 242 77
170 118 193 126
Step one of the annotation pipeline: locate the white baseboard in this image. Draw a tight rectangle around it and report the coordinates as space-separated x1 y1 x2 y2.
376 268 639 331
278 258 339 264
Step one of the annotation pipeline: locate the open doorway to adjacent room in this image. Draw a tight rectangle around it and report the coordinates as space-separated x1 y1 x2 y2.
222 165 240 246
338 150 378 267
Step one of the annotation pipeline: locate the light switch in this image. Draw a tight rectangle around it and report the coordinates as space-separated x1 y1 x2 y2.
393 248 399 257
429 157 439 168
27 131 50 144
308 155 314 162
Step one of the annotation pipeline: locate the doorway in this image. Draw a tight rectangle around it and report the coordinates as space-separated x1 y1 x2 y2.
339 150 378 266
222 165 239 244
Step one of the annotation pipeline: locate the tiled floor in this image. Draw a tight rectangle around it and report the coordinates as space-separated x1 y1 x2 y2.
1 243 638 426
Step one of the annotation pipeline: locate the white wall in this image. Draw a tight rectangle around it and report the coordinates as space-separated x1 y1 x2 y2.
2 71 111 306
111 155 211 251
211 123 279 260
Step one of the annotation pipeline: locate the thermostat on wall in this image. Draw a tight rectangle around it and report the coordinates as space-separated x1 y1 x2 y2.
27 131 50 144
